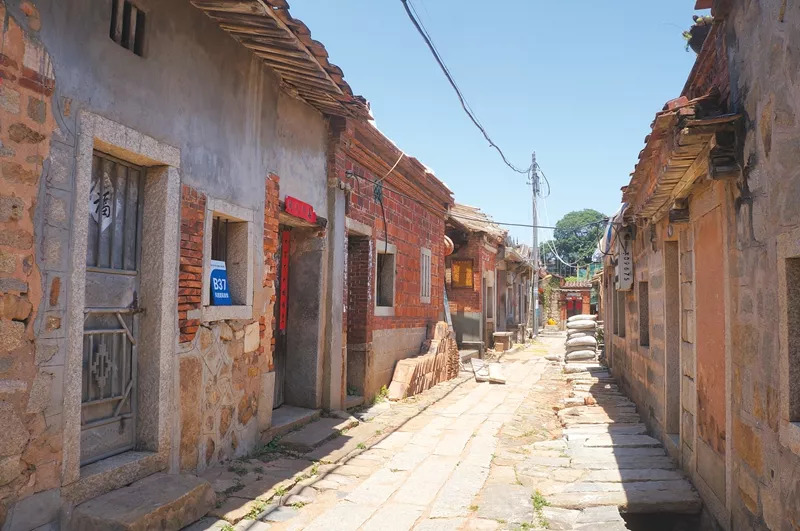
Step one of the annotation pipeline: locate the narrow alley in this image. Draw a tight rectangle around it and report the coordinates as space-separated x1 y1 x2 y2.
176 333 702 531
4 2 800 530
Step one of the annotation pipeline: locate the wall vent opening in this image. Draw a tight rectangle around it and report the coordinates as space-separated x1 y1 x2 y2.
110 0 146 56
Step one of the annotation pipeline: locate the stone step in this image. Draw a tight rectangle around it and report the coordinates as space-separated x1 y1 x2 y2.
280 415 359 452
71 473 215 531
582 434 662 448
547 479 702 514
262 405 321 442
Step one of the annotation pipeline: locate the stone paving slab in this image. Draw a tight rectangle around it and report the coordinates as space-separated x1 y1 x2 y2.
361 503 425 531
582 434 662 448
475 484 534 524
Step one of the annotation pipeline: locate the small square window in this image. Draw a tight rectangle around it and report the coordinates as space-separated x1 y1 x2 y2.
420 248 432 303
201 199 254 321
451 259 474 289
110 0 146 56
209 214 248 306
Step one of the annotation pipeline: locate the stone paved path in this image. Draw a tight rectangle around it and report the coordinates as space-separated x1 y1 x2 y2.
186 333 702 531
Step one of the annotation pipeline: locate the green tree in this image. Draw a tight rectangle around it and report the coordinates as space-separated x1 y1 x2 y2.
551 209 606 266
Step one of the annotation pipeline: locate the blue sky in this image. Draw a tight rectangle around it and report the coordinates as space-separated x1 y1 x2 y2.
290 1 707 245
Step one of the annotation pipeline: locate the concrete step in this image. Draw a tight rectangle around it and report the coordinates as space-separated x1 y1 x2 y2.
71 473 214 530
262 405 321 442
280 416 358 452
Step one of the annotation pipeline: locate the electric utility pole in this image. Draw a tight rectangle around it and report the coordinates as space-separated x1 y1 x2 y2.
529 152 539 338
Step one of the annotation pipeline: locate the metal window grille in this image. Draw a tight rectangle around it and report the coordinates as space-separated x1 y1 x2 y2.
451 259 474 289
420 248 432 302
110 0 146 56
87 152 144 271
211 216 228 262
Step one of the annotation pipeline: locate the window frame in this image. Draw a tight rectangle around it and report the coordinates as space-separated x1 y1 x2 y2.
199 198 255 322
374 240 397 317
778 228 800 454
420 247 432 304
450 258 474 289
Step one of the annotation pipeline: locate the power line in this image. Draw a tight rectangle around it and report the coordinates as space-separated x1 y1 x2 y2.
400 0 532 175
344 169 607 234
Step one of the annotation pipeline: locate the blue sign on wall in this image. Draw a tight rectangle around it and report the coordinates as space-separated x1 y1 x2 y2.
210 260 231 306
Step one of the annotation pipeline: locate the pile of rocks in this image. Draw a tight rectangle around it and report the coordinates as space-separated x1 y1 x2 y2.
564 314 599 363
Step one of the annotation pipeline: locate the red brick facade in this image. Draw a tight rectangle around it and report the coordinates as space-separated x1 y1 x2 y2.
178 184 205 343
261 174 280 370
331 119 453 343
445 234 497 315
346 236 371 344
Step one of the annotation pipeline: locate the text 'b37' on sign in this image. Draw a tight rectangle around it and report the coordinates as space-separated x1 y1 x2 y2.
210 259 232 305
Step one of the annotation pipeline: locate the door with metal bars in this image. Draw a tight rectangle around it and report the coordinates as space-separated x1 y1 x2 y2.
81 151 144 465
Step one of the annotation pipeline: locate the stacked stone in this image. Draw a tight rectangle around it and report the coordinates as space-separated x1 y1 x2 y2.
564 314 599 363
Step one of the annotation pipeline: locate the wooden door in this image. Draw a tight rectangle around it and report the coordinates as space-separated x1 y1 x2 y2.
80 152 143 465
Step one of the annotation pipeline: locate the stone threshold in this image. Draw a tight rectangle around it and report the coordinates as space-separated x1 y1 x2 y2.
261 405 321 442
63 450 167 507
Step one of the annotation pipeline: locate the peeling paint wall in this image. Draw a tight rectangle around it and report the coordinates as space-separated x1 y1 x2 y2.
0 0 332 525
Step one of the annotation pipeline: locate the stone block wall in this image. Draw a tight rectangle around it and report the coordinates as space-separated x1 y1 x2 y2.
176 177 279 473
0 2 63 526
723 1 800 527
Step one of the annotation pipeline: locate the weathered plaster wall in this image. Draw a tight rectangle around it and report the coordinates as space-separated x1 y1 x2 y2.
723 1 800 527
0 0 332 524
274 92 328 219
35 0 282 211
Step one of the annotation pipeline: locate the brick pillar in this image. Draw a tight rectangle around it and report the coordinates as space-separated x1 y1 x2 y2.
178 185 205 343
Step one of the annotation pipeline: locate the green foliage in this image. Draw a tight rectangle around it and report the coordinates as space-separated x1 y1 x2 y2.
532 490 551 527
550 209 606 266
243 500 268 520
373 385 389 404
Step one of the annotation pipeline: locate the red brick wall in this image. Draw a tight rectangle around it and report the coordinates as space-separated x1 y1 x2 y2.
331 119 450 342
178 184 205 343
261 174 279 370
0 2 61 518
346 236 371 344
343 164 446 336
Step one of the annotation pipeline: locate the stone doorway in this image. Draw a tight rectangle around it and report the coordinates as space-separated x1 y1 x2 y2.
271 220 326 411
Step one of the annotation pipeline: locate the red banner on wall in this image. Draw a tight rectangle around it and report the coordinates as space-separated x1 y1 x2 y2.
284 196 317 224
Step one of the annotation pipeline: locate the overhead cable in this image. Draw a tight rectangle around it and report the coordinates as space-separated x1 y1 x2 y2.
400 0 532 175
